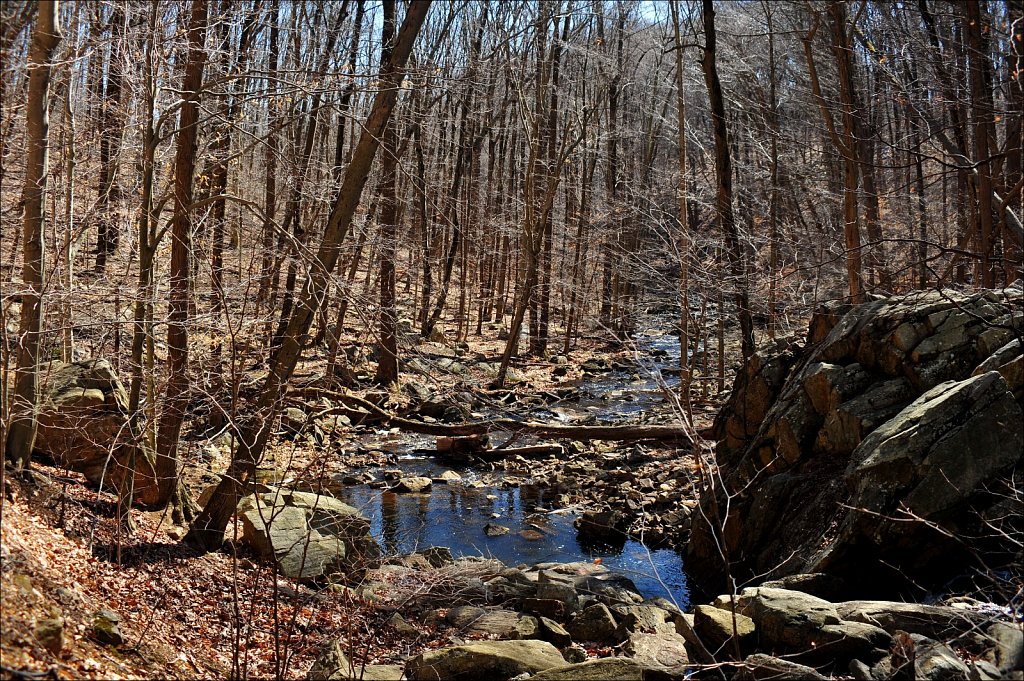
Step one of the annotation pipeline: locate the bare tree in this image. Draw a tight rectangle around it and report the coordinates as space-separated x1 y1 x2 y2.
186 0 432 550
153 0 209 512
5 0 61 468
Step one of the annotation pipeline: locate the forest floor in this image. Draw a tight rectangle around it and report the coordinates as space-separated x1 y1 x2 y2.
1 325 727 680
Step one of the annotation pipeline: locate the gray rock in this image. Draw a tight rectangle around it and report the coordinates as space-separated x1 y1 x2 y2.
574 509 627 542
622 629 689 679
421 546 454 567
730 588 891 661
34 616 64 655
239 489 378 580
727 587 840 640
34 360 160 506
849 659 873 681
388 613 419 637
836 600 990 640
973 338 1023 397
530 658 643 681
307 640 352 680
693 604 755 656
814 370 1022 578
355 666 405 681
985 621 1023 677
433 470 462 484
538 616 572 646
405 640 566 681
523 598 566 621
93 608 124 646
967 660 1005 681
612 604 676 641
445 605 488 629
567 603 618 643
734 653 827 680
308 647 404 680
915 637 971 680
394 476 432 493
447 607 538 640
687 288 1024 594
536 581 579 615
485 523 511 537
485 570 537 603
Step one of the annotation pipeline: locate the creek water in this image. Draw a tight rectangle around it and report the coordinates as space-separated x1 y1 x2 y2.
336 329 691 608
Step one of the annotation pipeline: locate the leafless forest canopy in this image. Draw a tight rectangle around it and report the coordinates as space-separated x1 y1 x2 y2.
1 0 1021 498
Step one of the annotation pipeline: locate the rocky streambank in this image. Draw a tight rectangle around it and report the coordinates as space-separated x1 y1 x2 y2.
305 550 1021 680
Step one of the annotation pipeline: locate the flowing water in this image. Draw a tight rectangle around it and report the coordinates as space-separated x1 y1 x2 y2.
336 328 691 608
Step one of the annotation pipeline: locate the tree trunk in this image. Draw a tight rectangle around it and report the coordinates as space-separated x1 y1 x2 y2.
670 0 692 410
374 0 400 385
6 0 61 468
94 4 124 273
965 1 997 287
701 0 755 359
153 0 208 508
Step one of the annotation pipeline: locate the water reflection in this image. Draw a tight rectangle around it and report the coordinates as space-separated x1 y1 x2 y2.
336 469 689 608
334 326 691 607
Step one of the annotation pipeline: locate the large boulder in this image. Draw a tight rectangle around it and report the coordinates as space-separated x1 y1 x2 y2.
239 489 379 580
529 658 643 681
721 587 890 663
688 288 1024 595
33 360 160 506
404 640 566 681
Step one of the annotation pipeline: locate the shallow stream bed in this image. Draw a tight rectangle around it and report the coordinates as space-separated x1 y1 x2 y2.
337 325 691 608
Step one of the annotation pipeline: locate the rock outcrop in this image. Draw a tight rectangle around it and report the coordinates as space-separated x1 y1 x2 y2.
33 360 160 506
689 288 1024 595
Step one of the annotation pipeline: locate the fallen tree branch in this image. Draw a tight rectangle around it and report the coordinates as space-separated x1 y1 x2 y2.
313 390 706 443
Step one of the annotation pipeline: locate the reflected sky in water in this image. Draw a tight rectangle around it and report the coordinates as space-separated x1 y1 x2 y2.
336 462 689 609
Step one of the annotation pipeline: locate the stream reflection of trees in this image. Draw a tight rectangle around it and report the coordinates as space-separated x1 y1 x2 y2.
381 491 400 555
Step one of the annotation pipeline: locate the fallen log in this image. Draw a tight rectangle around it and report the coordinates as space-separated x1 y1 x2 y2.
316 390 707 444
435 438 566 461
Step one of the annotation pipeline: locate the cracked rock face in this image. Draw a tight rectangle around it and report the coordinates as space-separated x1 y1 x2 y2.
689 288 1024 596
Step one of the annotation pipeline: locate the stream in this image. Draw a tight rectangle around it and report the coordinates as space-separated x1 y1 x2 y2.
335 328 691 609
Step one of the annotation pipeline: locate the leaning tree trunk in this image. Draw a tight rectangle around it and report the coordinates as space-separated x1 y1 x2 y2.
185 1 431 551
153 0 208 510
6 0 61 468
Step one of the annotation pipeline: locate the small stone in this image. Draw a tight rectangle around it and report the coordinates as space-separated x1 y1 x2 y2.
421 547 454 567
389 613 420 638
395 476 432 494
93 608 124 646
519 529 544 541
561 645 588 664
484 523 510 537
567 603 618 643
433 470 462 484
538 616 572 646
523 598 566 620
308 639 353 681
35 616 64 655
